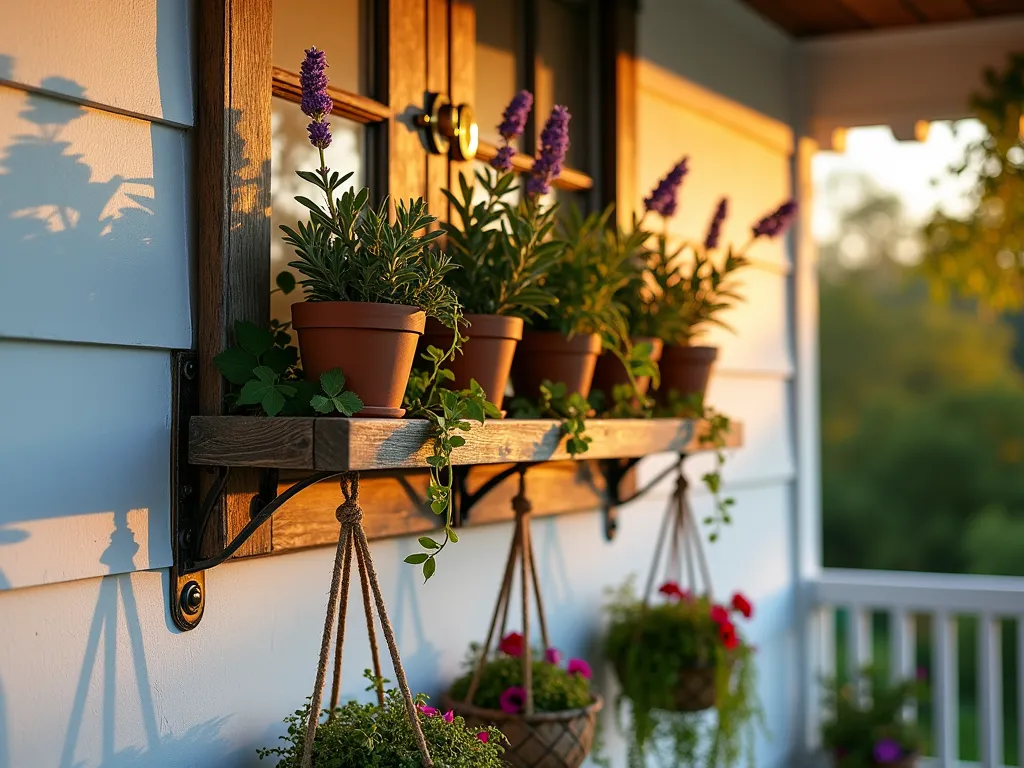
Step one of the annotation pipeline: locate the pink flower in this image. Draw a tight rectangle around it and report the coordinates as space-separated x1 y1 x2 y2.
499 685 526 714
731 592 753 619
545 647 562 665
417 704 439 717
499 631 525 658
443 709 454 723
477 731 490 744
710 604 730 624
567 658 592 679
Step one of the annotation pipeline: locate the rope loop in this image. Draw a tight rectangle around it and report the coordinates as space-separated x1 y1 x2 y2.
336 473 363 525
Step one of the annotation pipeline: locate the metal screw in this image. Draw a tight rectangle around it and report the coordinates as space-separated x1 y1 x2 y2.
180 581 203 615
181 484 193 498
183 360 197 380
180 529 193 549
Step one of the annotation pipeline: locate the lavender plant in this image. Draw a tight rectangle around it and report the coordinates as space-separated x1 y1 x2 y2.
441 91 560 318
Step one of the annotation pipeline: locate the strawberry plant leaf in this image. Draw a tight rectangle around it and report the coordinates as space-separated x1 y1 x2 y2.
214 347 259 386
320 368 346 397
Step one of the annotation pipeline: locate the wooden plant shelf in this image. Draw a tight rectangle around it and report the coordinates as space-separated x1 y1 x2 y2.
188 416 743 471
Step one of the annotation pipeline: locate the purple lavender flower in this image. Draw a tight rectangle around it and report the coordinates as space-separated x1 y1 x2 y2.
300 47 333 119
527 105 571 197
498 90 533 141
644 157 690 218
307 119 332 149
704 197 729 250
872 738 903 764
491 145 516 172
752 200 798 239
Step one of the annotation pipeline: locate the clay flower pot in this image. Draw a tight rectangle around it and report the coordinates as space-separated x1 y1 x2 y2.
591 337 664 399
421 314 525 410
291 301 425 418
442 694 603 768
657 344 718 403
512 331 603 400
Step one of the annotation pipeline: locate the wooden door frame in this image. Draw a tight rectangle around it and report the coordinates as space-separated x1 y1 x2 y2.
192 0 639 561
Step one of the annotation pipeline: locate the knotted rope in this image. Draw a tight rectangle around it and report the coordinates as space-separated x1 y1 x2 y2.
642 458 713 609
300 473 433 768
463 469 550 716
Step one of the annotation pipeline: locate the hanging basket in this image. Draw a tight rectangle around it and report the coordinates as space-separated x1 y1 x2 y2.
442 695 603 768
613 659 717 713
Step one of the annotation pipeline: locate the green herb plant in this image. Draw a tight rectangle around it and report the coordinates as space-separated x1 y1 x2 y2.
281 169 462 328
442 168 560 317
403 339 502 581
214 321 362 418
657 391 735 541
259 671 506 768
604 580 761 768
510 381 592 456
821 668 925 768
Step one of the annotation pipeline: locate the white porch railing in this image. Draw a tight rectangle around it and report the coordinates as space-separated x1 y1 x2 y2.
808 569 1024 768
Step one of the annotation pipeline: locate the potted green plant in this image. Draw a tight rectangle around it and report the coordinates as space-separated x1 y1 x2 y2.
627 157 798 402
283 47 461 417
821 669 924 768
605 580 760 767
259 672 506 767
421 91 559 410
445 633 603 768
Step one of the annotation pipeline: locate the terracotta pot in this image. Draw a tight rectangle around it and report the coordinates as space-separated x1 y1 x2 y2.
512 331 603 400
291 301 425 418
421 314 524 409
657 344 718 403
614 661 717 713
590 337 664 398
442 694 603 768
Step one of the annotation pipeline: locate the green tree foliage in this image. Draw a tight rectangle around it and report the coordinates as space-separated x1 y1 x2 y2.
820 173 1024 575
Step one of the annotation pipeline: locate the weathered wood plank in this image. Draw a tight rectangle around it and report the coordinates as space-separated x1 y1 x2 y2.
189 417 315 469
189 416 743 470
271 66 391 123
272 463 613 552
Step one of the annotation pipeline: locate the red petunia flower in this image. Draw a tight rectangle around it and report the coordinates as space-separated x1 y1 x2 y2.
658 581 685 599
477 731 490 744
710 604 730 624
719 620 739 650
499 631 525 658
731 591 753 619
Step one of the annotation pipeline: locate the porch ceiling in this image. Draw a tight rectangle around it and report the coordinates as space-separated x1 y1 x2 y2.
740 0 1024 37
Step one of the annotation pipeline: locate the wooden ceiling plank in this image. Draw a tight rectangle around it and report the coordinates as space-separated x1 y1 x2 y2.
907 0 976 21
837 0 922 26
742 0 872 35
968 0 1024 16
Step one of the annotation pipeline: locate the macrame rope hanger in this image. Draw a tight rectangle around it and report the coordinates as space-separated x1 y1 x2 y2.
300 473 434 768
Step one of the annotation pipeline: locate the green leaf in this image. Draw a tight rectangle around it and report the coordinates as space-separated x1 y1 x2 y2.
320 368 346 397
275 271 297 294
236 379 270 407
214 347 259 386
263 345 298 377
235 321 274 357
418 536 440 550
445 525 459 544
430 499 448 515
404 553 429 565
262 387 287 417
252 365 277 384
311 394 334 414
334 391 364 416
448 435 466 448
422 557 436 581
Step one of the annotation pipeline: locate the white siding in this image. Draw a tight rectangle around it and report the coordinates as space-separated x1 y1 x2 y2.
0 2 804 768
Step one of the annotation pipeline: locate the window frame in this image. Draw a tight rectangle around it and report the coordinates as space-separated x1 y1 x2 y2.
193 0 638 561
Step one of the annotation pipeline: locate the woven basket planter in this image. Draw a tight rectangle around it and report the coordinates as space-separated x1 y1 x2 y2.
614 661 717 713
443 695 603 768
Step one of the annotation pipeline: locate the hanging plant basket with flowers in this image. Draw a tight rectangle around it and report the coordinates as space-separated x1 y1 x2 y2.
443 475 603 768
604 466 761 768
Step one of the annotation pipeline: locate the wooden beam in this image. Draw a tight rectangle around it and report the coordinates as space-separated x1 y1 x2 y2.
385 0 429 203
598 0 638 223
905 0 975 22
196 0 274 558
449 1 476 196
475 141 594 191
836 0 924 25
189 416 744 471
426 0 450 223
271 462 619 552
741 0 872 35
272 66 391 123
